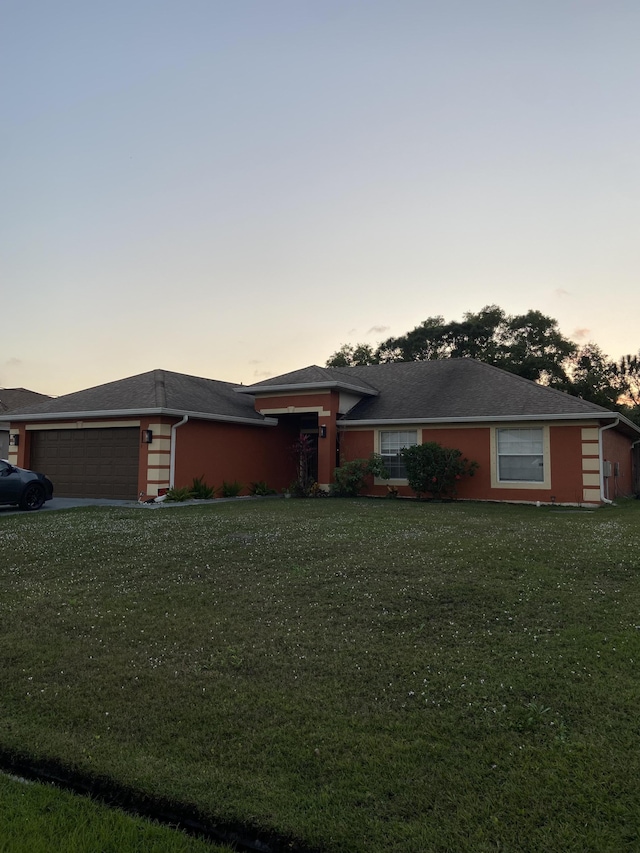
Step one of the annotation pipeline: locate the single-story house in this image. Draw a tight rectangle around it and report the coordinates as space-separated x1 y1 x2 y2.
1 388 52 458
7 360 640 505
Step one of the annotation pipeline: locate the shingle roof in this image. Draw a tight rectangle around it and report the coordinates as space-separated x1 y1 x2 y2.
237 364 379 396
242 359 620 422
0 388 51 414
7 370 268 423
7 361 632 430
339 359 614 420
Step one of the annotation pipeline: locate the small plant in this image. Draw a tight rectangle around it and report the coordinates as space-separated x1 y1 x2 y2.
401 441 478 499
220 480 243 498
164 485 192 502
190 475 215 499
249 481 276 496
330 453 389 497
287 434 317 497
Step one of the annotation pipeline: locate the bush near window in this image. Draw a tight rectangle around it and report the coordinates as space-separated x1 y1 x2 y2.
401 442 478 499
330 454 389 497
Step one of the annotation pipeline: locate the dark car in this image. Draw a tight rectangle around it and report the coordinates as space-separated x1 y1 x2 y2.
0 459 54 510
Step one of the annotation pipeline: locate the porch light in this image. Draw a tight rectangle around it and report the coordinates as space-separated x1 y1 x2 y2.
320 425 327 439
9 434 19 446
141 429 153 444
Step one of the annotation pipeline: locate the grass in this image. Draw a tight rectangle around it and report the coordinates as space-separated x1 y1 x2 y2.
0 772 233 852
1 497 640 851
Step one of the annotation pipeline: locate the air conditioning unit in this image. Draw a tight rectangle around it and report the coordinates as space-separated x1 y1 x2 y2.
603 460 612 477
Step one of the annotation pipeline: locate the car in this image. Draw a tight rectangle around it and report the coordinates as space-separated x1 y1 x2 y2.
0 459 54 511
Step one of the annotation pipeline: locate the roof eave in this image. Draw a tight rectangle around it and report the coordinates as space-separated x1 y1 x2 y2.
340 411 639 430
8 407 278 427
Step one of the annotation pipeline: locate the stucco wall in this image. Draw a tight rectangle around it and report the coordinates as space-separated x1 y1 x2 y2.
174 418 299 495
339 421 622 505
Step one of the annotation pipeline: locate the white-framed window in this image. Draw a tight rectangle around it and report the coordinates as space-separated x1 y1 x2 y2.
379 430 418 479
496 428 544 482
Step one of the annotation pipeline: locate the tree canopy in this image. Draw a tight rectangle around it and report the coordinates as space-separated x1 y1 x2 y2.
326 305 640 420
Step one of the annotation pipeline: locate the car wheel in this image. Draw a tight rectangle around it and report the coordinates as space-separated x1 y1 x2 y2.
20 483 46 511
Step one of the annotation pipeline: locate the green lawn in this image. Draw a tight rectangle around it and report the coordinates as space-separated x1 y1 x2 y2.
1 497 640 852
0 772 232 853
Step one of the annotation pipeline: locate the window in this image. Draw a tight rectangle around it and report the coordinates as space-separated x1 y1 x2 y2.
496 428 544 482
379 430 418 479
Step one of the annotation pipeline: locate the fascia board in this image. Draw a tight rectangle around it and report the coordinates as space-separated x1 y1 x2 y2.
340 411 639 430
234 382 378 397
8 408 278 427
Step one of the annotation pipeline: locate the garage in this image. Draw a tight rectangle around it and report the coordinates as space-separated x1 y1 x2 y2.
29 428 140 499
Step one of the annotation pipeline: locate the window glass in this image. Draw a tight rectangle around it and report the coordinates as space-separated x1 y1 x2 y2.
380 430 418 479
497 428 544 482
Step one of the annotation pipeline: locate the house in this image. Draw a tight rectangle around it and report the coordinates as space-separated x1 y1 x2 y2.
0 388 52 458
7 361 640 505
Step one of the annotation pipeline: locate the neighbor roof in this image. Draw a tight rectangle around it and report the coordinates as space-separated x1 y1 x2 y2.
0 388 51 414
8 369 274 426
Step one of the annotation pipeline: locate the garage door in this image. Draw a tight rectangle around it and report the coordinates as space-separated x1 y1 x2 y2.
30 428 140 499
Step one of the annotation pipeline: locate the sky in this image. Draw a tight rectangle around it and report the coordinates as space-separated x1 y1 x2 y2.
2 0 640 397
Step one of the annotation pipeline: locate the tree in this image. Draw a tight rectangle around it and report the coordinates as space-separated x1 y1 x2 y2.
326 343 379 367
326 305 577 384
497 310 576 385
562 343 621 408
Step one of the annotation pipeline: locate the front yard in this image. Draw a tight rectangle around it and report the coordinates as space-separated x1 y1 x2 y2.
1 498 639 851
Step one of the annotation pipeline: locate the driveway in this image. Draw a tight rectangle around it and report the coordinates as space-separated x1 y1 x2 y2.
0 495 263 517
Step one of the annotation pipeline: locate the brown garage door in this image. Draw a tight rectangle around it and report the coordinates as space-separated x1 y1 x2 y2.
30 428 140 499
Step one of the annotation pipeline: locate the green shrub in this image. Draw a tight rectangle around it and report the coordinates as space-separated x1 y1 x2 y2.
330 453 389 497
190 476 215 499
220 480 243 498
249 481 276 496
164 486 192 502
400 442 478 499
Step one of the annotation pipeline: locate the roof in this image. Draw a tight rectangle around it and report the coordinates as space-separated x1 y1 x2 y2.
0 388 51 414
7 361 638 435
7 369 274 426
241 359 636 428
339 360 617 421
235 364 379 397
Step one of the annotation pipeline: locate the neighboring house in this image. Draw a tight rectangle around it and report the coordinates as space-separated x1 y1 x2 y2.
7 361 640 505
0 388 52 458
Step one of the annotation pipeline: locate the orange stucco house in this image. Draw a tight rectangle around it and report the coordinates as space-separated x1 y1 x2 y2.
7 360 640 506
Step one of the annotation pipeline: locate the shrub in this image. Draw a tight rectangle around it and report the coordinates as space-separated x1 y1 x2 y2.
288 434 316 497
400 442 478 499
190 476 215 499
330 454 389 497
164 486 192 502
220 480 243 498
249 481 276 496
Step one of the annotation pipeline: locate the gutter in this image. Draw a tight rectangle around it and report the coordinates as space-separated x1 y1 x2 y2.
169 416 189 489
8 408 278 427
340 412 635 427
599 419 620 504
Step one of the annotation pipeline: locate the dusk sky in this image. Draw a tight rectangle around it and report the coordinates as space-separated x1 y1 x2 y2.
2 1 639 397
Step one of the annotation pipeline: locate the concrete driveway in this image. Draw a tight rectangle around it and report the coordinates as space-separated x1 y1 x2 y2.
0 495 262 517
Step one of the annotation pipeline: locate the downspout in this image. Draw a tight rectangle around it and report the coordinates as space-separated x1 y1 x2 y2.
169 415 189 488
599 419 619 504
632 438 640 497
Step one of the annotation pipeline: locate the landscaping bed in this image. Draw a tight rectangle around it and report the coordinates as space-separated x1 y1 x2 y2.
1 498 639 851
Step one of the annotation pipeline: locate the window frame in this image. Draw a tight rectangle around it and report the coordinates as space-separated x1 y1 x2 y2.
490 424 551 490
376 428 419 483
